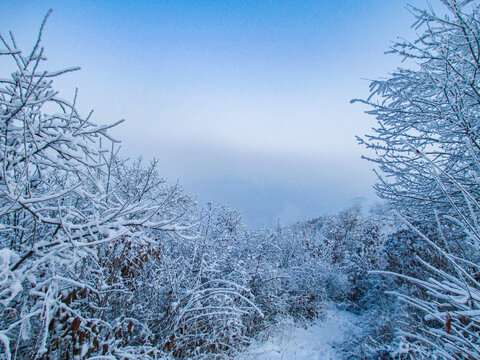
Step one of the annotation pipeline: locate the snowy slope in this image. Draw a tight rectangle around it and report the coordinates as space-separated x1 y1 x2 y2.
240 309 358 360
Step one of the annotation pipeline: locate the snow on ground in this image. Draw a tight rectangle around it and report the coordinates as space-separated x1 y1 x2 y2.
240 308 358 360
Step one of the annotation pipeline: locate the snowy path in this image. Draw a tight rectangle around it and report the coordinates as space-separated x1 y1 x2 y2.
240 309 357 360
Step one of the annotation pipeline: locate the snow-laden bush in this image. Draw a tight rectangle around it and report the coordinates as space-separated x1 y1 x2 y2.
234 206 386 326
164 280 262 359
380 208 480 359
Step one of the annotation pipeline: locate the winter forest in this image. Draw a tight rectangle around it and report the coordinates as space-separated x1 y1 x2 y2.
3 0 480 359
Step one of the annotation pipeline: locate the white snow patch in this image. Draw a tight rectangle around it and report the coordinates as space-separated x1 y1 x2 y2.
240 309 357 360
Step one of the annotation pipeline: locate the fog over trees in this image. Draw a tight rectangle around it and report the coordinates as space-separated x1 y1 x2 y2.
1 0 480 359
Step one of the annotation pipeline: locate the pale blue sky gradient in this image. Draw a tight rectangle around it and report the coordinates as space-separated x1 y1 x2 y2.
2 0 428 227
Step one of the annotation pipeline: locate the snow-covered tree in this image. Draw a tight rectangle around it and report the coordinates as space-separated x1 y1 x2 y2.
357 1 480 358
354 0 480 227
0 13 197 359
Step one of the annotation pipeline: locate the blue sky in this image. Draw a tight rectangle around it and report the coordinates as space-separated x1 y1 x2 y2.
2 0 428 227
